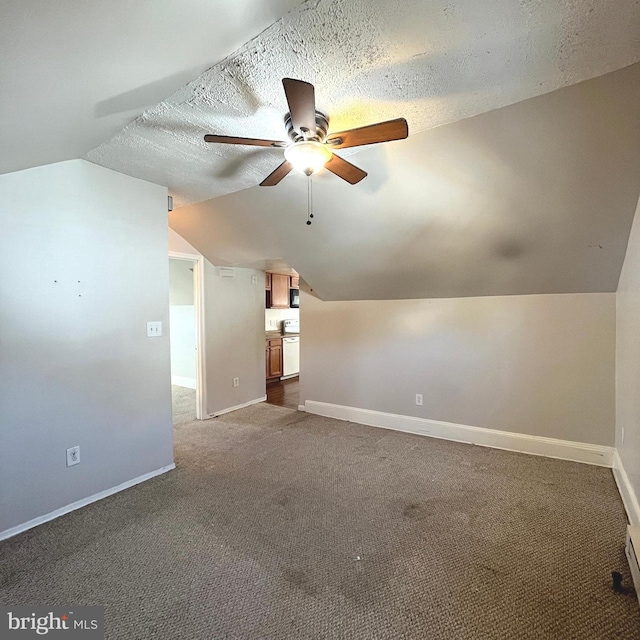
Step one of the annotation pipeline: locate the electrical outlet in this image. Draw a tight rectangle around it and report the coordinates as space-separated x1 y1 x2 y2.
251 275 257 284
66 446 80 467
233 377 239 388
415 394 423 406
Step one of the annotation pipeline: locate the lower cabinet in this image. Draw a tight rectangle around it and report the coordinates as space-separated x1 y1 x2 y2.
266 338 283 379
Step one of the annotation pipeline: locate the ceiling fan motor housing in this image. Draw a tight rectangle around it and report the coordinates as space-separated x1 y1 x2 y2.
285 111 329 142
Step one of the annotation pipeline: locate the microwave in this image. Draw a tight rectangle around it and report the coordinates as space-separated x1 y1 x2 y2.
290 288 299 308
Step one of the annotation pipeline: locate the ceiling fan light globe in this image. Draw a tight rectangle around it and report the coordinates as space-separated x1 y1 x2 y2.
284 140 332 176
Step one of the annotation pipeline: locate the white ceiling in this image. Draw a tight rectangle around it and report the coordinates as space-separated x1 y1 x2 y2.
0 0 305 175
85 0 640 206
4 0 640 300
169 64 640 300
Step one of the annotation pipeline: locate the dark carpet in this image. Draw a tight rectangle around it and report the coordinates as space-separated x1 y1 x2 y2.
1 387 638 639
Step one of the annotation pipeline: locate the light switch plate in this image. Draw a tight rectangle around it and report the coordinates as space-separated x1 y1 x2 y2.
147 321 162 337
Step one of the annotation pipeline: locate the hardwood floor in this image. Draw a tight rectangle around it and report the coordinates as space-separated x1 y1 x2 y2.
266 376 299 410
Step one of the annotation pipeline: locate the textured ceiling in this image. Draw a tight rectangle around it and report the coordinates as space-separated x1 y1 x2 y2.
7 0 639 300
0 0 305 175
169 65 640 300
87 0 640 206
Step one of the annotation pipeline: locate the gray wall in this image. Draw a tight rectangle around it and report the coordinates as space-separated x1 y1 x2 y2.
169 259 194 305
0 159 174 535
169 259 196 383
300 291 615 445
616 196 640 508
167 230 265 416
204 265 265 415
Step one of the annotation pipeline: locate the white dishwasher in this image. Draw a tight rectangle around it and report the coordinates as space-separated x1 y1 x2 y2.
282 318 300 378
282 336 300 377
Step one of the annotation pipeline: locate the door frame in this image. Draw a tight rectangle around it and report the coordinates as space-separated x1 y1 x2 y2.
169 251 206 420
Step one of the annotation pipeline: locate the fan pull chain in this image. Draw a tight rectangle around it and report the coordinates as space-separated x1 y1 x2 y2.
306 176 315 225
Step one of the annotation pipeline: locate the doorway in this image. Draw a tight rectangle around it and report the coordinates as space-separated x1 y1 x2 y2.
168 252 206 423
265 270 300 410
266 377 299 410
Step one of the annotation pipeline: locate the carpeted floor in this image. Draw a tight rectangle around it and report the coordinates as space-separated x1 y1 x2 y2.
1 387 639 639
172 383 197 425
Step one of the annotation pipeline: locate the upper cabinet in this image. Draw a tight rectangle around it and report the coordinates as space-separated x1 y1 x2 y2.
265 271 299 308
267 273 290 309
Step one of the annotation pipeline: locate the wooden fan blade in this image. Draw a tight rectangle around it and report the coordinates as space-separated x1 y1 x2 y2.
282 78 317 134
204 134 287 147
325 118 408 149
260 160 293 186
324 154 367 185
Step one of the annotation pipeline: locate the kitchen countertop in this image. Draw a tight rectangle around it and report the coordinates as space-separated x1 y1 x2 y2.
265 332 299 339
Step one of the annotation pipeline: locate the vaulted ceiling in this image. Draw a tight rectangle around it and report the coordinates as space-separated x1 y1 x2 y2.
86 0 640 207
169 64 640 300
0 0 305 175
3 0 640 300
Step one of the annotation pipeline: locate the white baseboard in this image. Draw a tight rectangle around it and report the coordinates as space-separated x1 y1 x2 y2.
171 375 196 389
297 405 306 412
0 463 176 542
302 401 614 468
613 450 640 525
209 395 267 418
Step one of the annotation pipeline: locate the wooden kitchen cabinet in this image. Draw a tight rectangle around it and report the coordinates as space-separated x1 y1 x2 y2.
266 338 283 379
268 273 290 309
265 273 272 290
290 275 299 289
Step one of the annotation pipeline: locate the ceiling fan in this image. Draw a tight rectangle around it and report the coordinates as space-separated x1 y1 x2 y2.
204 78 409 186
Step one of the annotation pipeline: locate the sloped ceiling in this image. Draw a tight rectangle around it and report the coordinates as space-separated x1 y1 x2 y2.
87 0 640 207
0 0 305 175
5 0 639 301
169 64 640 300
